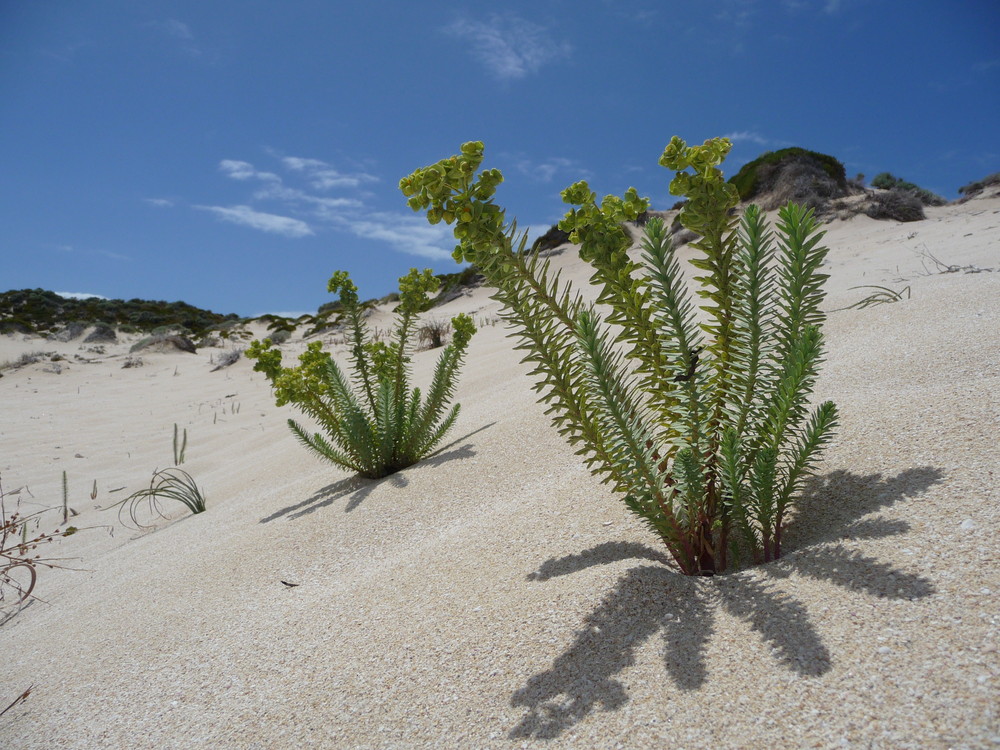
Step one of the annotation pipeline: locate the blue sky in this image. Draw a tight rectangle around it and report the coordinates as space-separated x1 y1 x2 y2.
2 1 997 317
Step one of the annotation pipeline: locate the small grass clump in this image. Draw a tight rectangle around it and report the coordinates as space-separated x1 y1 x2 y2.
108 468 206 529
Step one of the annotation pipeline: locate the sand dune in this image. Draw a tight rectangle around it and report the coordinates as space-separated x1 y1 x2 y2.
2 197 998 748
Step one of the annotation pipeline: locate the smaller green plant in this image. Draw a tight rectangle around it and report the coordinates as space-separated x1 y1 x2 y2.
870 172 945 206
247 268 476 479
108 468 206 529
61 471 68 523
173 424 187 465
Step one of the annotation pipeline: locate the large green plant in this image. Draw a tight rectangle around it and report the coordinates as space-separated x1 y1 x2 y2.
401 137 837 574
247 269 476 479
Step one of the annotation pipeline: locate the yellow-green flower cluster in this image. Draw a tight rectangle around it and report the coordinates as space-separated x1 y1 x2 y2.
397 267 439 314
400 141 506 263
558 181 648 265
246 339 333 408
659 136 740 235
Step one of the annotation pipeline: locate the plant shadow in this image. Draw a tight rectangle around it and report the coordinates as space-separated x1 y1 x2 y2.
509 466 943 739
259 422 494 522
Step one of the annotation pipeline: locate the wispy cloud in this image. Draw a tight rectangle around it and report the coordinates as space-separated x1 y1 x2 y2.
150 19 202 58
513 156 587 183
445 15 572 80
782 0 847 13
282 156 378 189
973 59 1000 73
196 205 314 238
723 131 771 146
50 244 130 261
332 213 456 261
144 197 174 208
55 291 108 300
219 160 279 183
204 152 454 260
715 0 756 26
252 182 362 212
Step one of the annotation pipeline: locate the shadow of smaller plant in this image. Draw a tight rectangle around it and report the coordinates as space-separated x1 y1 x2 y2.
107 468 206 529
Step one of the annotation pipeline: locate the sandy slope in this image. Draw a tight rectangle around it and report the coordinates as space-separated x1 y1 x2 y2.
1 197 998 748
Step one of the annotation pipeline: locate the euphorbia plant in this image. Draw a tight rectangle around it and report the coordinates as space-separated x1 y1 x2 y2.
402 137 837 574
248 268 476 479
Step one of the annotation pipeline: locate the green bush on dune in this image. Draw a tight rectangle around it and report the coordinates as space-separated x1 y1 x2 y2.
248 269 476 479
402 137 837 575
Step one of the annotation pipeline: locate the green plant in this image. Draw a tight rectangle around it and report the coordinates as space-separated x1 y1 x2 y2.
247 268 477 479
107 468 206 529
870 172 945 206
173 424 187 465
402 136 837 575
958 171 1000 199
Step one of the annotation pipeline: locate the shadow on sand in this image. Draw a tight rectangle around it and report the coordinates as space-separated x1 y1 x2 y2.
509 466 944 739
258 422 495 522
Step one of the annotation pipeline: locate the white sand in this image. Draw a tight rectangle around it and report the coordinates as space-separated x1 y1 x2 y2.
1 196 998 748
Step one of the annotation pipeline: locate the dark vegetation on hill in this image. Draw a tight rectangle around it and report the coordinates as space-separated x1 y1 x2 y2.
870 173 946 206
959 172 1000 200
0 289 240 337
727 147 852 211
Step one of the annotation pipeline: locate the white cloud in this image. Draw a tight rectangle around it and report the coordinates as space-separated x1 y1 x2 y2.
220 160 258 180
333 213 456 261
150 19 202 57
514 156 586 183
196 205 314 238
282 156 377 190
55 291 108 300
144 198 174 207
251 182 363 213
445 15 572 80
723 131 771 146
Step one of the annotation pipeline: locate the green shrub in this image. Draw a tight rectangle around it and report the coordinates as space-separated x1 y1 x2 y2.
403 137 837 575
248 269 476 479
268 329 291 344
870 172 945 206
958 172 1000 199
